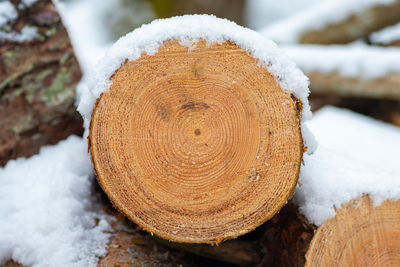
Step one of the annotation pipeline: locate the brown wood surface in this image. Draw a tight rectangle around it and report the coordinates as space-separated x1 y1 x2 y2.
90 40 304 243
306 195 400 266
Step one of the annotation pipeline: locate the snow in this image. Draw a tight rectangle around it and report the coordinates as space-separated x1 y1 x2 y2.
0 136 111 267
296 106 400 226
54 0 112 74
261 0 395 44
370 22 400 44
283 44 400 78
0 1 17 27
21 0 37 7
0 26 38 43
55 0 155 74
77 14 315 151
245 0 328 30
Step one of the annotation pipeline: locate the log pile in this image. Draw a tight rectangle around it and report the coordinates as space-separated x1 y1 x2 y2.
299 0 400 44
2 1 400 266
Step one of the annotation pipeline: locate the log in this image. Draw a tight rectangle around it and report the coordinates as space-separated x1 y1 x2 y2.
99 207 263 266
262 0 400 44
300 0 400 44
98 215 193 267
0 0 83 166
283 45 400 100
89 38 305 243
306 195 400 266
154 235 262 266
98 200 308 266
369 23 400 47
307 71 400 100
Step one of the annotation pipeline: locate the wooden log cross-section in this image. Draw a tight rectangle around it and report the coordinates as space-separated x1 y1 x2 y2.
89 18 307 243
306 195 400 267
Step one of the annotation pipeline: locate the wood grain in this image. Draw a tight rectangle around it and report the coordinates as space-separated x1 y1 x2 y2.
90 40 303 243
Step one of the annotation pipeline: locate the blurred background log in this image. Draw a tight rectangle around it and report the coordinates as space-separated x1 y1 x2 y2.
300 0 400 44
307 72 400 100
0 0 83 166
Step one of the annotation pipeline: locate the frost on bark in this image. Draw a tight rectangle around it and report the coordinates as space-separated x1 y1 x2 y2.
0 0 83 166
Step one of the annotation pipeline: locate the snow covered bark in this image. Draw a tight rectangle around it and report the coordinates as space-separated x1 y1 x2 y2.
299 0 400 44
262 0 400 45
0 0 83 166
370 22 400 46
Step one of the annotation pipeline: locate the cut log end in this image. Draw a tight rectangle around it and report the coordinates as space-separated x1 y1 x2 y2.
306 195 400 267
90 40 304 243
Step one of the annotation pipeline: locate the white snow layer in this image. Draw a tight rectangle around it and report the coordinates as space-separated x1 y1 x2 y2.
54 0 112 74
0 26 38 42
261 0 395 44
0 1 17 27
0 136 111 267
21 0 37 7
283 44 400 78
370 22 400 44
77 14 315 151
245 0 327 30
296 106 400 226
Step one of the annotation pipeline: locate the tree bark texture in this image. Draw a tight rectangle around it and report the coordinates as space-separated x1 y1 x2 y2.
0 0 83 166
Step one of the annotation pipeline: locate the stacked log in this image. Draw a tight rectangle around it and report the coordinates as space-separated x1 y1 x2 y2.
89 39 305 243
0 0 83 166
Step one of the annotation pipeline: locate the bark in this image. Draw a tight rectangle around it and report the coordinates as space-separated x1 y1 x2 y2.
0 261 21 267
98 194 311 267
299 0 400 44
98 215 193 267
259 203 316 267
309 95 400 128
154 235 262 266
307 71 400 100
0 0 83 166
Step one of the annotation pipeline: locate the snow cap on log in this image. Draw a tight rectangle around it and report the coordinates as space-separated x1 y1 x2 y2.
78 15 314 149
83 15 315 243
297 106 400 226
